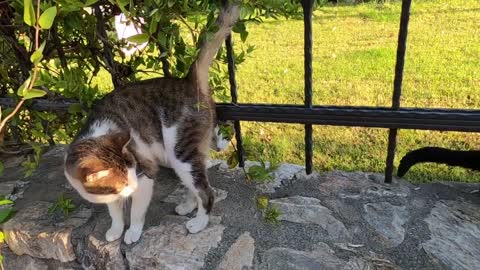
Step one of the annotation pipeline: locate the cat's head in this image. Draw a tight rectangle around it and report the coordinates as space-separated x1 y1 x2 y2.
64 132 138 203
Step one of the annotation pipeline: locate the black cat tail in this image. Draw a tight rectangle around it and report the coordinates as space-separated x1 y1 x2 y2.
397 147 480 177
187 1 240 95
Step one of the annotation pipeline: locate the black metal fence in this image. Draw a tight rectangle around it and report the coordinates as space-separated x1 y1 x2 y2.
217 0 480 183
2 0 479 182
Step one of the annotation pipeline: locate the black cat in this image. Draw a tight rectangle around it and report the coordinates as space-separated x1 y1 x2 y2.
397 147 480 177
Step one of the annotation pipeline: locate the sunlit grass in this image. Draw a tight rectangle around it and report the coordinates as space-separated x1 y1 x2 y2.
230 0 480 183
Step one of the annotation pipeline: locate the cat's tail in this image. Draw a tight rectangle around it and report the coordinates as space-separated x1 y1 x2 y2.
397 147 480 177
188 1 240 95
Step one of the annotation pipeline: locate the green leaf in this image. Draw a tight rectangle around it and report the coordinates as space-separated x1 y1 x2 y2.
17 74 33 96
84 0 99 7
0 208 14 224
23 0 36 26
240 30 248 43
149 21 158 35
30 41 46 65
0 161 4 176
126 33 149 44
0 231 4 243
116 0 129 14
0 199 13 206
24 88 47 100
167 0 175 8
39 6 57 29
30 50 42 64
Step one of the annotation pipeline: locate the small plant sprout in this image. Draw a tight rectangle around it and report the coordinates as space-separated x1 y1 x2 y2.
255 195 281 224
49 194 76 217
247 160 278 183
264 206 281 224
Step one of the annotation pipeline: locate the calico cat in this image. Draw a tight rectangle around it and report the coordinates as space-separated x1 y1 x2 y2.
64 2 239 244
397 147 480 177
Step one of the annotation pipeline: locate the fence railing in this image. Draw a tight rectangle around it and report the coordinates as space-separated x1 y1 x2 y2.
2 0 479 183
218 0 480 183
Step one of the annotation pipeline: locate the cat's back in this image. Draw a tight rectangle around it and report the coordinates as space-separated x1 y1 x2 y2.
91 77 193 119
77 76 212 140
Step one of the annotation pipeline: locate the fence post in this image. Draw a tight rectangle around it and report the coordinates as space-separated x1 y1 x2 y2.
302 0 314 175
225 35 245 167
385 0 413 183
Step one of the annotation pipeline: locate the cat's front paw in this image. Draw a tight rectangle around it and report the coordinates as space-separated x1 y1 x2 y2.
186 215 209 234
105 226 124 242
124 228 142 244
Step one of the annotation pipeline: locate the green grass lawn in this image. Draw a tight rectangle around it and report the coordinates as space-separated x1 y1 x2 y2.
95 0 480 183
222 0 480 183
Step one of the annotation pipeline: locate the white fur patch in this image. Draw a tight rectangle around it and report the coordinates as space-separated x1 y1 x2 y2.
186 205 209 234
106 200 124 242
131 130 170 168
214 126 229 151
86 169 111 182
163 124 210 233
86 120 119 138
125 175 154 244
163 125 196 192
120 168 138 197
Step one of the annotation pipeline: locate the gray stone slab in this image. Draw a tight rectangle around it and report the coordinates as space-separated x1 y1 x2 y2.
258 246 345 270
126 215 224 270
217 231 255 270
270 196 350 241
2 202 92 262
363 202 409 248
422 200 480 270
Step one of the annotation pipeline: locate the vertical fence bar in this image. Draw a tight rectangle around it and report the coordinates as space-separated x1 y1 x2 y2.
225 35 245 167
385 0 412 183
302 0 314 174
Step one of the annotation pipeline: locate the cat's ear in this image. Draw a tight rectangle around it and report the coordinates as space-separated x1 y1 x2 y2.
109 131 136 167
111 132 131 151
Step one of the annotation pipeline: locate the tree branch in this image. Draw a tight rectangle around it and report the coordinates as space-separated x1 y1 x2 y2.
51 24 68 70
94 5 123 88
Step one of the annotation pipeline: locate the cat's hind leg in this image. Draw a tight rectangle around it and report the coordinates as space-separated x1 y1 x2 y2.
171 159 214 233
124 174 154 244
164 123 215 234
175 189 197 216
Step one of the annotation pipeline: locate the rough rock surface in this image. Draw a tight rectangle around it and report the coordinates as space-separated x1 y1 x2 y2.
0 181 15 197
2 249 48 270
81 217 126 270
126 215 224 270
256 163 305 193
258 245 345 270
217 232 255 270
1 147 480 270
2 201 92 262
270 196 350 240
363 202 409 247
422 200 480 270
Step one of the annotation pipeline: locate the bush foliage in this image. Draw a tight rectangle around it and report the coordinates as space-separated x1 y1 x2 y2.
0 0 327 173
